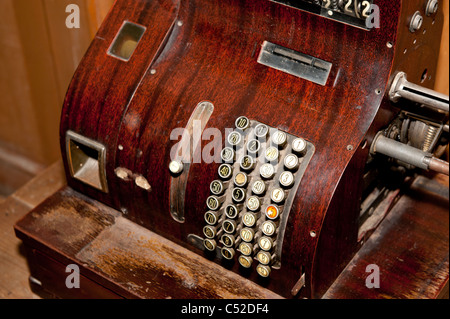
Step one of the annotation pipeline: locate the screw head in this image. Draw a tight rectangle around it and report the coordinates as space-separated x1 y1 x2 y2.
426 0 439 16
409 11 423 33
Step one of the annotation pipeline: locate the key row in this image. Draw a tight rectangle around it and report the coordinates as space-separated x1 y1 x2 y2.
203 222 277 244
221 147 305 168
207 188 285 214
228 118 307 156
207 183 289 209
216 164 296 188
204 207 281 228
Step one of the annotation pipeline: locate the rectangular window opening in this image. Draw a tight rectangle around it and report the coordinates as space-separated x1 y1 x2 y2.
107 21 146 62
66 131 108 193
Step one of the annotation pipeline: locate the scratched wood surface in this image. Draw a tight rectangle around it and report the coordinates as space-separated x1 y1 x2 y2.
0 161 65 298
15 184 282 299
323 174 449 299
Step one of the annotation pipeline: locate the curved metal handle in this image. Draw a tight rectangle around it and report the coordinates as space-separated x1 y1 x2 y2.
169 101 214 223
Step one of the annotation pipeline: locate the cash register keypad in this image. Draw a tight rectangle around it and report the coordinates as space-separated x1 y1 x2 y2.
201 117 314 277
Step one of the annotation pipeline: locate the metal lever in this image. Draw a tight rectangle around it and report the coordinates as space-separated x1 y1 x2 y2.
371 132 449 176
169 101 214 223
389 72 449 113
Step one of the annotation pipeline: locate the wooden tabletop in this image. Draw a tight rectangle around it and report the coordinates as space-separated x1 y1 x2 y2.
4 161 449 299
0 161 65 298
324 174 449 299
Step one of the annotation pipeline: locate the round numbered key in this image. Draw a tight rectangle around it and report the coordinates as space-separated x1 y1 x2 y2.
279 171 294 188
240 227 255 242
258 236 274 251
246 196 261 212
251 180 266 195
284 153 299 171
242 212 257 227
221 247 235 260
221 234 235 247
271 188 285 203
292 137 307 155
224 204 239 219
222 219 237 234
260 163 275 179
234 172 248 187
261 220 277 236
246 139 261 154
238 255 253 268
203 238 217 251
204 211 220 225
254 124 269 139
271 131 287 147
218 164 233 179
220 147 235 163
239 155 256 171
231 187 246 203
210 180 224 195
239 242 253 256
235 116 250 130
203 225 217 239
264 146 279 163
227 131 242 146
256 264 271 277
256 251 272 265
206 195 222 211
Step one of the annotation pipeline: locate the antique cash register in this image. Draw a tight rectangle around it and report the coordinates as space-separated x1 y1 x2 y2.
15 0 449 299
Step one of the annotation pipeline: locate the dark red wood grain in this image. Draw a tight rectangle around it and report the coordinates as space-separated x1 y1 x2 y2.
59 0 444 298
60 0 181 208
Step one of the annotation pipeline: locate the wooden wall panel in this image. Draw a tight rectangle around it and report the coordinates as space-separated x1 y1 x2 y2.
43 0 93 102
9 0 68 164
0 0 50 164
87 0 116 38
0 0 114 168
435 0 449 95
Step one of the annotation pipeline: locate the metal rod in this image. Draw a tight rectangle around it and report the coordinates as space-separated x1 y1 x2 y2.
389 72 449 113
371 133 449 176
371 133 430 169
428 157 450 176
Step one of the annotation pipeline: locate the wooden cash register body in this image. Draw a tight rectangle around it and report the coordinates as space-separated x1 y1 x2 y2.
14 0 448 299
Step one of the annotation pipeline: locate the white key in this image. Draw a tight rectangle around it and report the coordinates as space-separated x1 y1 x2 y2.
292 137 307 155
260 163 275 179
264 146 279 162
284 154 299 171
261 220 276 236
252 180 266 195
271 130 287 147
271 188 285 203
279 171 294 188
